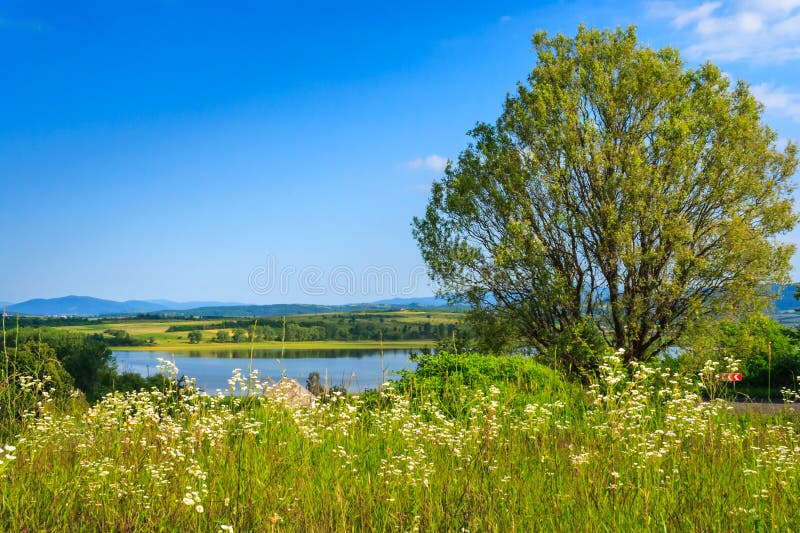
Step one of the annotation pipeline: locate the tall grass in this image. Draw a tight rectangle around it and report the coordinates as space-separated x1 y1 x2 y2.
0 348 799 531
0 314 83 443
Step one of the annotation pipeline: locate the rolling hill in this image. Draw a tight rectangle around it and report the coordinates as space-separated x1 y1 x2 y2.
5 296 242 317
3 295 457 317
4 285 798 321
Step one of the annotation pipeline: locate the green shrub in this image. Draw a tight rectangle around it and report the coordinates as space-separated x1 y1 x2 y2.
393 351 577 416
12 341 74 394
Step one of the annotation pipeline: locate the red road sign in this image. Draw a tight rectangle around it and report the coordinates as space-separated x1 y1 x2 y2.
716 373 743 382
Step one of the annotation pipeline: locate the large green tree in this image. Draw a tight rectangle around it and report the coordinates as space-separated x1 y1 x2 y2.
413 26 797 363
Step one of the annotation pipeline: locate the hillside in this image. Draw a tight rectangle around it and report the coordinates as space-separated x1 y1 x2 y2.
5 285 798 321
3 295 459 318
7 296 166 317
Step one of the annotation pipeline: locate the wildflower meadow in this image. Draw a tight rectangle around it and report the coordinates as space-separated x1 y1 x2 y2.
1 350 800 531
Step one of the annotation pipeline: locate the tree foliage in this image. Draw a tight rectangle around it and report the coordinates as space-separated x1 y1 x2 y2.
13 340 74 394
11 328 124 402
414 26 797 363
680 314 800 389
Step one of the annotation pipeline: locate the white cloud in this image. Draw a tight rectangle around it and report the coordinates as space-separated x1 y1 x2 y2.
408 154 448 172
672 1 722 28
749 0 800 14
774 13 800 35
499 15 513 23
751 83 800 122
650 1 800 63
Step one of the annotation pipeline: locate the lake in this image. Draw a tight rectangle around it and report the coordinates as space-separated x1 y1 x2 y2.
112 348 415 393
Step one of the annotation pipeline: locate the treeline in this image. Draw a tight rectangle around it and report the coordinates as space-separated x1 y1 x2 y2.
97 329 150 346
5 316 101 328
169 315 465 342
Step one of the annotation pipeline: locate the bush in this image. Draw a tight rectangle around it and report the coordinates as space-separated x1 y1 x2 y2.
11 341 74 394
393 351 574 416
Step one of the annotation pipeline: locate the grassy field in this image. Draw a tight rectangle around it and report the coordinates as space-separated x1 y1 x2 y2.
2 350 800 530
48 310 463 351
52 319 218 343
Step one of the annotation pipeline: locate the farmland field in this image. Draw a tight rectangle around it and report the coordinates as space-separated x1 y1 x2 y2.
47 310 465 350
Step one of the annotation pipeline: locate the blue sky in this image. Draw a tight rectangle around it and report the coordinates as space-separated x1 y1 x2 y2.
2 0 799 304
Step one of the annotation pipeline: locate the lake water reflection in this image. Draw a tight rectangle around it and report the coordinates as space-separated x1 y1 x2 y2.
113 348 414 393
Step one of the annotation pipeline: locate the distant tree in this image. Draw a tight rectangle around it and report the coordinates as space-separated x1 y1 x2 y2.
681 314 800 389
187 330 203 344
215 330 230 343
414 25 797 364
255 325 276 341
232 328 248 343
98 329 139 347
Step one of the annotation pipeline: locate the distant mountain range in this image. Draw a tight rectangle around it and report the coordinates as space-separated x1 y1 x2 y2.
3 296 246 317
2 294 458 317
3 287 797 320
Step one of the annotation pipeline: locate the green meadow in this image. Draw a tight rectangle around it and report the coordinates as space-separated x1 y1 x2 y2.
47 310 464 351
2 350 800 531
